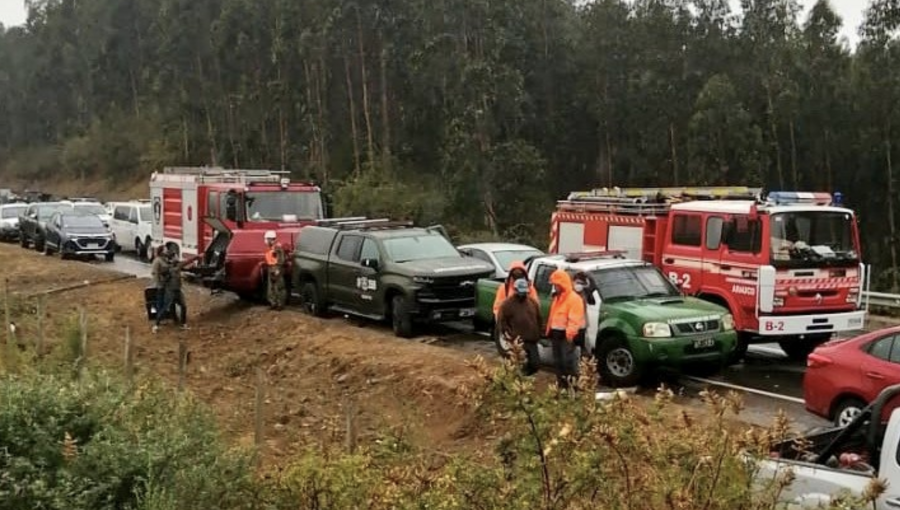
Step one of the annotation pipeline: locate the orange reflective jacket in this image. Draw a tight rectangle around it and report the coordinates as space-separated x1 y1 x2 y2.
545 269 585 341
493 261 538 316
265 243 284 266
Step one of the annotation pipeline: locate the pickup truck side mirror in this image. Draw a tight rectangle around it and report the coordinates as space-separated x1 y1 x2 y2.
361 258 380 272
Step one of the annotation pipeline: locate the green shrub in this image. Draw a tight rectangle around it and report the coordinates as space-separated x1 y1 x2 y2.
0 370 257 510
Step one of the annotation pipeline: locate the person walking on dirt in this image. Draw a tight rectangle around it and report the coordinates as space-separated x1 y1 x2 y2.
152 247 196 333
492 261 538 318
150 245 170 331
498 278 543 376
264 230 287 310
545 269 584 389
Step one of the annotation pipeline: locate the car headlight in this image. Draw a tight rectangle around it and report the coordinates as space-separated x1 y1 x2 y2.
721 313 734 331
642 322 671 338
413 276 434 284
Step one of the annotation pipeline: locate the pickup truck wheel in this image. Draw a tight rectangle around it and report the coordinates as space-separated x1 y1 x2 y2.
391 295 414 338
300 282 325 317
19 234 27 248
105 252 115 262
596 336 642 388
43 242 53 256
33 237 44 253
134 238 143 256
832 397 866 428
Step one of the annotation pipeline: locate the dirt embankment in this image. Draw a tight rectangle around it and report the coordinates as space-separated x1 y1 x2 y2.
0 244 502 467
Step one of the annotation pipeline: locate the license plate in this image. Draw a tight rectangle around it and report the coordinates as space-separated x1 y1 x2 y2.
693 337 715 349
87 242 99 248
459 308 476 318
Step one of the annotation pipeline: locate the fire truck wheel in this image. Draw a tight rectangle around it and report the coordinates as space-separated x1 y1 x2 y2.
300 281 325 317
390 295 414 338
726 334 751 365
778 336 826 362
596 335 642 388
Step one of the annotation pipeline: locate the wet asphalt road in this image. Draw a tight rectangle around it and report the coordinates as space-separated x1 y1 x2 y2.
94 251 861 432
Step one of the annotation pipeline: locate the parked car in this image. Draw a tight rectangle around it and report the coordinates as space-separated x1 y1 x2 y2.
0 203 27 241
42 210 115 261
474 251 737 387
19 202 73 251
457 242 544 279
62 200 112 228
107 201 153 260
292 219 495 337
804 325 900 428
759 383 900 509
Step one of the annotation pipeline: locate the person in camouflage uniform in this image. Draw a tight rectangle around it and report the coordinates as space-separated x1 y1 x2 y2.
264 230 287 310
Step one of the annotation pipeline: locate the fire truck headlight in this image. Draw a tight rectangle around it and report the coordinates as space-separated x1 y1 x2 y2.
721 313 734 331
642 322 671 338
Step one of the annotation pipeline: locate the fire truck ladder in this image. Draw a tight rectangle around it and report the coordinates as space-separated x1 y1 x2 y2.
558 186 763 216
158 166 289 184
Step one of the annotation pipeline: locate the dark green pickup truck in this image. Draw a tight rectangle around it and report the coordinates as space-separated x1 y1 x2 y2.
477 252 738 387
292 219 495 337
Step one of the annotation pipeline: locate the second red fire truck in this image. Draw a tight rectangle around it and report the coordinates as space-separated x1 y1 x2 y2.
149 167 326 300
549 186 870 361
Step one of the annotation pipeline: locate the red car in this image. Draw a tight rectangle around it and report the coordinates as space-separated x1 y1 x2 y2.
803 325 900 428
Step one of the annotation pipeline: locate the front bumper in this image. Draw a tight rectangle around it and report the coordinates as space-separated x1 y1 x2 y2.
629 330 738 366
412 295 477 323
757 311 866 336
62 238 114 255
0 227 19 240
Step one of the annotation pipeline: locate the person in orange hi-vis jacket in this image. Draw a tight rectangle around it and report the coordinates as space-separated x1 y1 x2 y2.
492 261 538 318
545 269 585 389
264 230 287 310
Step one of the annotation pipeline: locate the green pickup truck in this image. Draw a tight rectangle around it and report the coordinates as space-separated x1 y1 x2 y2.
292 219 496 338
477 252 738 387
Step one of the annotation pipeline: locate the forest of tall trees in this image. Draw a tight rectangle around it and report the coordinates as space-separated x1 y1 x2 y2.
1 0 900 287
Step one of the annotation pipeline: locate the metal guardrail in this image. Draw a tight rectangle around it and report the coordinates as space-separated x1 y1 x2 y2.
865 291 900 310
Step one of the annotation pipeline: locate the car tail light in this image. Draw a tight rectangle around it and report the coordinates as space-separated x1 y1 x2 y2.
807 353 833 369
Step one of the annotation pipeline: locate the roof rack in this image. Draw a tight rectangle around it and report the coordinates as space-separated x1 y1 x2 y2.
314 216 369 226
559 186 763 216
155 166 291 185
315 217 416 231
563 250 627 263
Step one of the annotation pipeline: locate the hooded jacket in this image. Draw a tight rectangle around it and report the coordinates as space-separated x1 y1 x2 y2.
545 269 585 341
492 261 538 316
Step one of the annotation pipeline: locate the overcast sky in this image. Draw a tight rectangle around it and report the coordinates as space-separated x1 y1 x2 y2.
0 1 869 47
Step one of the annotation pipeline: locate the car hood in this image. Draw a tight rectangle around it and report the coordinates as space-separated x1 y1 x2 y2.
64 227 112 236
0 218 17 227
391 257 495 278
606 296 727 322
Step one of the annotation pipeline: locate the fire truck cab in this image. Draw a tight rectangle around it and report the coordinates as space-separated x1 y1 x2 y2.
149 167 326 300
550 187 870 361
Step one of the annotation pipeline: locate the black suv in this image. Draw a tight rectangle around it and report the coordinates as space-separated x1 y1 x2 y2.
292 218 495 337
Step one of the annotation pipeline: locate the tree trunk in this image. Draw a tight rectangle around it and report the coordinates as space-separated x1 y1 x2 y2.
379 39 392 175
343 53 362 177
669 122 679 186
315 55 329 183
356 6 376 170
886 126 898 291
789 118 798 188
766 83 783 188
605 129 613 187
195 56 218 166
824 129 833 190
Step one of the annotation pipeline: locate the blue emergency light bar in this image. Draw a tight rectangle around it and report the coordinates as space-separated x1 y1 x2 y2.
765 191 833 206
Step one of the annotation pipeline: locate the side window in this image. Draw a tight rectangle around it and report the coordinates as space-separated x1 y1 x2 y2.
671 214 702 247
26 205 35 217
726 216 762 253
533 264 556 295
705 217 724 250
359 238 380 263
470 250 493 264
114 206 128 221
128 207 138 224
336 235 363 262
867 336 895 362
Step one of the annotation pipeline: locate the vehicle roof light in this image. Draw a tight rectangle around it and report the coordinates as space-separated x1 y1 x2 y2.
765 191 833 206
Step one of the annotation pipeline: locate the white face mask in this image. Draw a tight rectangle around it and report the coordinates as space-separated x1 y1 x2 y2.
574 283 584 293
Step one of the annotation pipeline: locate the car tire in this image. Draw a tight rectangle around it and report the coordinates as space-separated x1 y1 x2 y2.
19 234 27 248
778 336 826 362
134 238 143 257
832 397 866 428
391 294 414 338
726 332 752 365
596 335 643 388
33 236 44 253
300 281 325 317
105 252 115 262
43 242 54 256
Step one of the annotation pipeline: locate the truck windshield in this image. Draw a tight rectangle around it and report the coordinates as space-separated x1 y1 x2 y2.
591 266 680 302
246 191 323 222
770 211 858 268
384 235 461 263
1 206 26 218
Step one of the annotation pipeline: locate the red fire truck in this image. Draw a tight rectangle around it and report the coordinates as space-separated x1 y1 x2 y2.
149 167 326 300
549 186 870 361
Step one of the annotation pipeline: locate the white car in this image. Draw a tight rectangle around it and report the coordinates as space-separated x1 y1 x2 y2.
0 203 28 241
457 242 544 279
61 200 112 228
107 201 153 260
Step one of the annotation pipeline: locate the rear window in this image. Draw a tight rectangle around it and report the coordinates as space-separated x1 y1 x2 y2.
296 227 337 255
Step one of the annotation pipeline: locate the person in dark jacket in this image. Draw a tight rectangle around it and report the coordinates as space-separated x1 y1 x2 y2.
498 278 543 375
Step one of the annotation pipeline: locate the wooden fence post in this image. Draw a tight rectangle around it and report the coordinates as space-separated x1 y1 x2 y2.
345 398 357 454
124 326 134 385
76 308 87 378
36 295 45 357
3 279 13 372
255 366 265 465
177 337 187 392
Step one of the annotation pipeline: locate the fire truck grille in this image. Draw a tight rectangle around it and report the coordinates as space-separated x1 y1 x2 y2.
672 320 721 336
416 274 491 302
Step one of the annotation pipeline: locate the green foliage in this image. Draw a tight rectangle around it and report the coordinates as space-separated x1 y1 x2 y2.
332 167 447 226
0 370 256 510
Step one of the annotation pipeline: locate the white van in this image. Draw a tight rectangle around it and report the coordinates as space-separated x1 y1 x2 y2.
107 201 153 260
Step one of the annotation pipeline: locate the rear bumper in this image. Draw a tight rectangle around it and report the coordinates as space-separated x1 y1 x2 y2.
757 311 866 336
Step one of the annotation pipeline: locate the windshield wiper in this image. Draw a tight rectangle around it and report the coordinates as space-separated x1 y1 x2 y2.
642 292 676 299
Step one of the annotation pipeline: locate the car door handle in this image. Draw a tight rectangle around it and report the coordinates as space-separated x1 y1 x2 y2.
885 498 900 509
866 372 885 380
664 258 674 264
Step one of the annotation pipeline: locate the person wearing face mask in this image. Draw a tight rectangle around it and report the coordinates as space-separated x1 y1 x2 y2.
571 272 593 352
545 269 585 389
498 278 543 375
492 261 538 319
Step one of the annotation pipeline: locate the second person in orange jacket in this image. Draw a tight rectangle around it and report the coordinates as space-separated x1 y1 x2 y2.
492 261 538 317
545 269 585 389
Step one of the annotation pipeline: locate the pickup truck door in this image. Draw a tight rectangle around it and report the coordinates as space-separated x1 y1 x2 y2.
328 234 364 308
